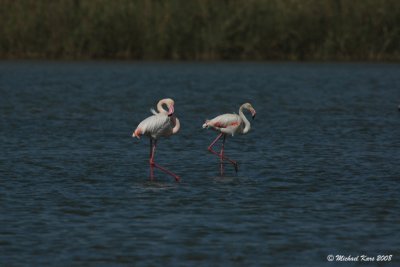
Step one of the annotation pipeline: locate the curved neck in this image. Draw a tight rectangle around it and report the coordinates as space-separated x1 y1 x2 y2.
172 117 180 134
239 105 251 134
157 100 168 114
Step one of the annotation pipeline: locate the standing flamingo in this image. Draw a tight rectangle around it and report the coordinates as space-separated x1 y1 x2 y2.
202 103 256 175
132 98 180 181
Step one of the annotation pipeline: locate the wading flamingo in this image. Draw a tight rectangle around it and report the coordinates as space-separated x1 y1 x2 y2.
202 103 256 175
132 98 180 181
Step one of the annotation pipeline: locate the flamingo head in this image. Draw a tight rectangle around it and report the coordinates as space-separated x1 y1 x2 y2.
158 98 175 116
165 98 175 116
243 103 256 119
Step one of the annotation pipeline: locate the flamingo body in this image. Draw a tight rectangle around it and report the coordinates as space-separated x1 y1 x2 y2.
203 113 243 136
134 113 177 139
132 98 180 181
203 103 256 175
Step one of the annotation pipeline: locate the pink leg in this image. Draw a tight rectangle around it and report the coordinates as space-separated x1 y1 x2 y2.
208 133 223 151
221 134 238 173
150 139 180 182
149 139 154 180
208 133 239 173
220 135 225 176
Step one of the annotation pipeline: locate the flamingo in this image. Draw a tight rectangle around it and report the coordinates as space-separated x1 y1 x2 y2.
132 98 180 181
202 103 256 175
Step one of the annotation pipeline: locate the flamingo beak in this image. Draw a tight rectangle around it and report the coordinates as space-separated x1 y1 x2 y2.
251 109 256 120
168 104 174 117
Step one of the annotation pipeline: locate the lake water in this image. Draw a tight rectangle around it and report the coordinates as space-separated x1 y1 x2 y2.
0 62 399 266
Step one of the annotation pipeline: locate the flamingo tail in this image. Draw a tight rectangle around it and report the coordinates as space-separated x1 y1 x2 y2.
202 120 210 129
132 128 142 139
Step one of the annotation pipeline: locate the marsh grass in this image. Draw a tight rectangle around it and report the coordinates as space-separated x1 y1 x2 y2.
0 0 399 60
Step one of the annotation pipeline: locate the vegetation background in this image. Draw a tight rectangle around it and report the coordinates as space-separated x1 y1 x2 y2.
0 0 399 60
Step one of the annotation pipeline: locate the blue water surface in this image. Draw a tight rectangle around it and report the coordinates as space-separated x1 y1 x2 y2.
0 62 399 266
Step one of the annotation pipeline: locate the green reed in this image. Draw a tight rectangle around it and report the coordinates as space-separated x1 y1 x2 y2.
0 0 399 60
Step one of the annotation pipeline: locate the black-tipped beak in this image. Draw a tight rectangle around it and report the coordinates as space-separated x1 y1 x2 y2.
251 110 256 120
167 105 174 117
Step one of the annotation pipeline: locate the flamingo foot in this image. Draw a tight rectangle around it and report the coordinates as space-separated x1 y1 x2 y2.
233 161 239 173
148 139 179 182
150 160 180 182
209 147 238 173
208 133 239 175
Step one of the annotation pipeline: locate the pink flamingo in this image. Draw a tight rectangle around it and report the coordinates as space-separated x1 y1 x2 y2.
202 103 256 175
132 98 180 181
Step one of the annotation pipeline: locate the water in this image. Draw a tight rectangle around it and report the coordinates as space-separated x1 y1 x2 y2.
1 62 399 266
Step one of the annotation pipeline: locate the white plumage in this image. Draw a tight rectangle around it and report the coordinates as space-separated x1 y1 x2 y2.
202 103 256 175
202 103 256 136
203 113 243 136
134 113 176 139
133 98 180 139
132 98 180 181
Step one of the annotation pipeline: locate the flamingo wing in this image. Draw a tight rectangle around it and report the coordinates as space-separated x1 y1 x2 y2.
207 114 241 128
204 114 242 135
133 114 171 139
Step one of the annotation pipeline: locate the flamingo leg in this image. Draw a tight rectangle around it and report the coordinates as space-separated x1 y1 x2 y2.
220 134 225 176
208 133 239 173
149 138 154 180
150 139 180 182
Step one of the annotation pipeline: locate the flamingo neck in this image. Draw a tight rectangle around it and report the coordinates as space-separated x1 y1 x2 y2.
172 117 180 134
239 105 251 134
157 100 169 114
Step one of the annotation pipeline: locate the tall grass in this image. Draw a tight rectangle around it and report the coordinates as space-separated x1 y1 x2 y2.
0 0 399 60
